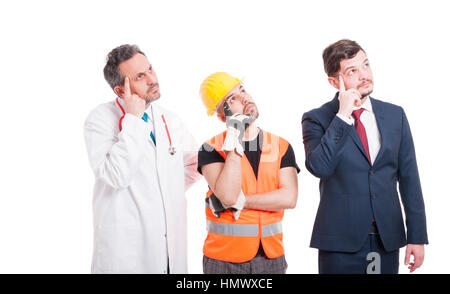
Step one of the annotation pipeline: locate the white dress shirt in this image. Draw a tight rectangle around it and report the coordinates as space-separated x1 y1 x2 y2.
336 97 381 165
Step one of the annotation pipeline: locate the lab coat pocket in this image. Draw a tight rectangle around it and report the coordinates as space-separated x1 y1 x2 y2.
94 224 139 273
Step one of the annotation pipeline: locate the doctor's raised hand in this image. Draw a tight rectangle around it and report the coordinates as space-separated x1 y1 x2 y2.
122 76 146 118
337 74 362 118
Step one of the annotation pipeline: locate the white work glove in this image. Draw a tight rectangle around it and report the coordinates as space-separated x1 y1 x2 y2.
223 191 246 220
207 190 246 220
221 102 253 157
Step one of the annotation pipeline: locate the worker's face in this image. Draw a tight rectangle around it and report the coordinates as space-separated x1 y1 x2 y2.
115 53 160 104
217 84 259 122
329 50 374 98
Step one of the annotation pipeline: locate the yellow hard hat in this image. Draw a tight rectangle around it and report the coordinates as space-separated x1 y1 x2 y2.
199 72 241 116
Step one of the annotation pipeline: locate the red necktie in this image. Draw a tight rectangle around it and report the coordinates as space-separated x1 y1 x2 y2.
352 109 371 164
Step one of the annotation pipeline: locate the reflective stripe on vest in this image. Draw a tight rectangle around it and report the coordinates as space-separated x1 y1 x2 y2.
205 201 282 237
207 220 283 238
206 220 259 237
262 222 283 237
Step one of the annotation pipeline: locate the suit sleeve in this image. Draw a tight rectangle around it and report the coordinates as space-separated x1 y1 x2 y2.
301 112 353 178
397 108 428 244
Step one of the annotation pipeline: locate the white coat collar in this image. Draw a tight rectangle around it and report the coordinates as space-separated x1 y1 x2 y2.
117 97 154 122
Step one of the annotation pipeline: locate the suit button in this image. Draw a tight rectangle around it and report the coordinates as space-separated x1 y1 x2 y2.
372 194 376 198
369 170 374 175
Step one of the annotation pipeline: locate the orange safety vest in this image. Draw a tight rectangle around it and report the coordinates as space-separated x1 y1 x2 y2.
203 129 290 263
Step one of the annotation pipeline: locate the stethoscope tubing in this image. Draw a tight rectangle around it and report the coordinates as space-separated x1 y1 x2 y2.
116 98 175 155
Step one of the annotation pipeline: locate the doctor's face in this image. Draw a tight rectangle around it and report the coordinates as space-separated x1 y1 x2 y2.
330 50 374 98
217 84 259 122
117 53 161 104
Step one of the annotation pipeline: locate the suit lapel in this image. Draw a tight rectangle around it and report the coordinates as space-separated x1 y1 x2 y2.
329 94 371 165
349 126 371 165
370 98 386 166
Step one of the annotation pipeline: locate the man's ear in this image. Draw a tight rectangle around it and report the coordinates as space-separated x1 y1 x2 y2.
217 112 226 123
113 85 123 98
328 76 339 90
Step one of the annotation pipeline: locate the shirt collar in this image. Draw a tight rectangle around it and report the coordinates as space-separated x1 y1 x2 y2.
354 96 373 113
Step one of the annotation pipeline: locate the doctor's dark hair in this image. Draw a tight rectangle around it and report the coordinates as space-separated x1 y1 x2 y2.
322 39 365 77
103 44 146 89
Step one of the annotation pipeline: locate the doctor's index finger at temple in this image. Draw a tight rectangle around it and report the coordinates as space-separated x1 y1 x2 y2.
123 77 132 99
122 76 145 117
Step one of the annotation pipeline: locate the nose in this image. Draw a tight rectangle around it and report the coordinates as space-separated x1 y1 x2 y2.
359 67 370 80
145 72 157 85
242 95 251 104
231 94 247 105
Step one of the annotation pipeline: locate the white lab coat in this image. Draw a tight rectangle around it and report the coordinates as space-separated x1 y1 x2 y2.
84 98 200 274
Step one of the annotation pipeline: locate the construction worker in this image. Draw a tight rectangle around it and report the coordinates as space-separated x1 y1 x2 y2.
198 72 300 274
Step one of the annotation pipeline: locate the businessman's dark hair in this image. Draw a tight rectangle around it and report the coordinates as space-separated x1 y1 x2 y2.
322 39 365 77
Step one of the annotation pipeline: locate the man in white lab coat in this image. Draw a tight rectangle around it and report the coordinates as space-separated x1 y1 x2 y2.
84 44 200 274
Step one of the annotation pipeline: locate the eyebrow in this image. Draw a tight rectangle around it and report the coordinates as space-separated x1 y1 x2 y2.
343 59 370 73
223 85 242 101
134 65 152 79
224 93 234 101
343 66 356 74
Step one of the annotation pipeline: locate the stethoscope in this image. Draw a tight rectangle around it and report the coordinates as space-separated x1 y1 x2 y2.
116 98 176 155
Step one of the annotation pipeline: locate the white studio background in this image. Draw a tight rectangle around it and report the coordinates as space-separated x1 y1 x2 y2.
0 0 448 273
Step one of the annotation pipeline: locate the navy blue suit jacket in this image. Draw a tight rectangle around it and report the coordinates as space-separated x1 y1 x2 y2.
302 93 428 252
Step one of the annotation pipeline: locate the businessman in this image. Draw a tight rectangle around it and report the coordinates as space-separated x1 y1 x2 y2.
301 39 428 274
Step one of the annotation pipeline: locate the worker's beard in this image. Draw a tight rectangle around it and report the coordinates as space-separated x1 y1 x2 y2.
243 102 259 122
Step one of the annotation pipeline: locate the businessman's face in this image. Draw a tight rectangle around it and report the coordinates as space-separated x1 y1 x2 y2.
332 50 374 99
217 84 259 122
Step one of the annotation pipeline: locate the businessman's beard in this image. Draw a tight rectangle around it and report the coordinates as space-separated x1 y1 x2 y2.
358 80 373 99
